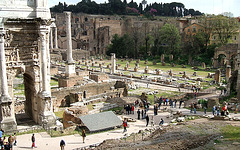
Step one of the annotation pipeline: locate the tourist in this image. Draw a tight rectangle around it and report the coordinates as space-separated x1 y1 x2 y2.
194 92 197 99
31 134 35 148
60 139 65 150
3 137 7 146
141 109 144 119
8 135 14 149
169 99 173 108
131 105 135 114
82 129 86 143
151 116 154 127
204 106 207 114
217 106 220 116
0 129 3 139
179 100 183 108
174 99 177 108
145 115 149 127
159 118 164 125
212 106 216 116
194 102 197 114
137 109 140 120
13 133 17 146
0 137 3 150
123 119 128 132
165 98 168 106
190 103 193 113
224 89 227 95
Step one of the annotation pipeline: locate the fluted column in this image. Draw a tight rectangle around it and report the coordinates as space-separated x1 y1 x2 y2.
65 11 73 63
54 27 58 49
0 25 17 131
39 26 50 95
49 28 53 49
111 53 116 74
64 11 75 76
0 27 9 98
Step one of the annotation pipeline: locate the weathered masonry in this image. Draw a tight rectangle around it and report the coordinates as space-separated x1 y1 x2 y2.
0 0 56 131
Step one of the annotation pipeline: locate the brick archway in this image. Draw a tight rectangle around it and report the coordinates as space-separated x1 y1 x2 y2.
213 44 238 68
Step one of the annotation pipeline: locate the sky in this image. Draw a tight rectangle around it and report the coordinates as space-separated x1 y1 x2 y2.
48 0 240 17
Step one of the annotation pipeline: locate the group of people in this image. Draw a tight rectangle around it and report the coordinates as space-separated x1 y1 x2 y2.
60 129 86 150
0 130 16 150
190 102 198 114
124 104 135 115
157 96 184 109
213 105 229 116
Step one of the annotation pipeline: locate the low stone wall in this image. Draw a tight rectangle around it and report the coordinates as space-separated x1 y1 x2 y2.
52 81 116 108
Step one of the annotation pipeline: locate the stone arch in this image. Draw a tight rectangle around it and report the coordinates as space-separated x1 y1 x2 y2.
213 44 238 68
23 73 35 119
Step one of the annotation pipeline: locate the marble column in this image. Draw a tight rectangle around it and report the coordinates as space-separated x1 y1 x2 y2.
39 26 50 96
54 27 58 49
226 65 231 82
0 26 17 131
0 28 9 98
111 53 116 74
64 11 75 76
49 28 53 49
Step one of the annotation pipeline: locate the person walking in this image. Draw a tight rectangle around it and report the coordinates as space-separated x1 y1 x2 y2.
13 133 17 146
204 106 207 114
123 118 128 132
31 134 35 148
159 118 164 125
212 106 216 116
60 139 65 150
194 102 197 114
137 109 140 120
8 135 14 150
0 129 3 139
82 129 86 143
141 110 144 119
145 115 149 127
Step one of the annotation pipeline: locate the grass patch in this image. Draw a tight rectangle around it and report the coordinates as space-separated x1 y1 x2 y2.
54 110 64 119
50 79 58 86
221 125 240 140
50 129 80 137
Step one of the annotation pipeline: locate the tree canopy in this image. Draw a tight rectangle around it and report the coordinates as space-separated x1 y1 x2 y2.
50 0 202 17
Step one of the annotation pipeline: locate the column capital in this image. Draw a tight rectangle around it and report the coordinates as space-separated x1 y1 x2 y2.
64 11 72 15
0 27 5 41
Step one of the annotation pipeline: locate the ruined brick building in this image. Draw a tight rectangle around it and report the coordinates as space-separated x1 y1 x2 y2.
51 13 180 55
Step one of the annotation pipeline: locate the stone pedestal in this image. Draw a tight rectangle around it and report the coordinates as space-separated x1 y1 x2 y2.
226 65 231 82
111 53 116 74
0 97 17 132
144 69 149 74
169 54 173 61
38 94 56 128
161 54 165 62
134 67 138 72
66 63 76 77
214 69 221 83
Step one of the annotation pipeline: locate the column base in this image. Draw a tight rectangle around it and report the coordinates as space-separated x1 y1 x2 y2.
0 117 17 133
39 111 56 129
66 64 76 77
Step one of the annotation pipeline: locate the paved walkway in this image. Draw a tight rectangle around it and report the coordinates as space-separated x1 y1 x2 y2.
11 103 240 150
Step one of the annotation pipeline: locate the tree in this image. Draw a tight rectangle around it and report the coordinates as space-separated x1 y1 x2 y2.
107 34 134 58
159 24 181 55
212 15 239 45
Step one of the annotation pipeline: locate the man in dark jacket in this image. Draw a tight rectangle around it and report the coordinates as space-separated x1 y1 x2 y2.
146 115 149 127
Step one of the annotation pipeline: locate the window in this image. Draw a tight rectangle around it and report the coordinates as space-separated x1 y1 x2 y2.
193 26 196 32
75 18 79 23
